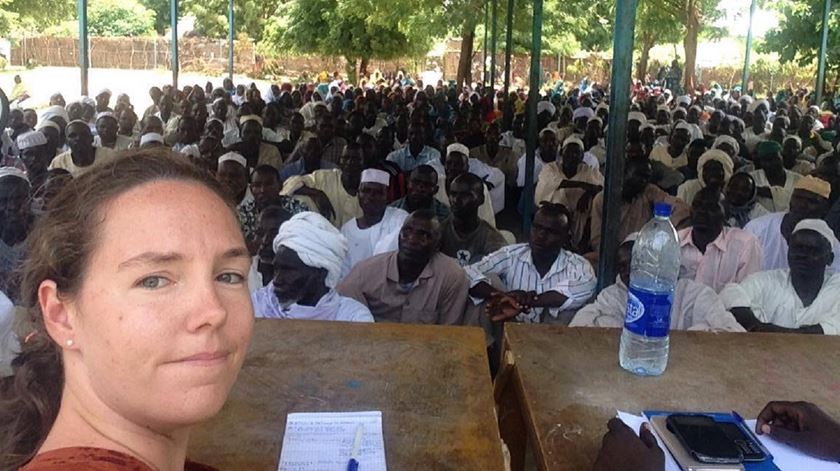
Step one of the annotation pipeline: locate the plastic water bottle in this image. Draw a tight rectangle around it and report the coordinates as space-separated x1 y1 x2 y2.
619 202 681 376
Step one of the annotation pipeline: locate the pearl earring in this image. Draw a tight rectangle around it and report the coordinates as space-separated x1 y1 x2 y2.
66 339 74 347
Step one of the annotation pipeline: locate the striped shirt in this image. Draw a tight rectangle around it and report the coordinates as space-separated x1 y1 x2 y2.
386 145 441 172
465 243 597 323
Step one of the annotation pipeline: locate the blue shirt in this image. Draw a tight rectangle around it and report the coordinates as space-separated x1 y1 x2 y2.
386 145 441 173
278 159 337 182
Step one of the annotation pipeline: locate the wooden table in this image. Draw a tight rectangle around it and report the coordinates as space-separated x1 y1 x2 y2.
494 325 840 471
189 319 506 471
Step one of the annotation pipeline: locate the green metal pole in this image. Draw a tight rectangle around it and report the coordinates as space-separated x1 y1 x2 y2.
483 2 489 87
596 0 638 291
170 0 179 89
228 0 235 80
78 0 88 96
741 0 757 94
503 0 514 97
490 0 498 97
816 0 831 106
521 0 543 234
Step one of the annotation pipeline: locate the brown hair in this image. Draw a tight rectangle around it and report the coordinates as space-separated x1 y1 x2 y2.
0 149 235 470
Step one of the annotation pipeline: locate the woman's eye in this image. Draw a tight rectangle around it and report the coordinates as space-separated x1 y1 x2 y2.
138 276 170 289
218 272 245 284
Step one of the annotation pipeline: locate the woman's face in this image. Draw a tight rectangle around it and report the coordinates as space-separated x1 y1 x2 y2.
48 180 254 431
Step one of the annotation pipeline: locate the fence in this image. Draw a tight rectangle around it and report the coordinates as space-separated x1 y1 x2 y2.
11 36 256 74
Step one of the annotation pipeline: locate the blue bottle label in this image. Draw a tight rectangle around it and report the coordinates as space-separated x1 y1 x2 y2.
624 286 673 338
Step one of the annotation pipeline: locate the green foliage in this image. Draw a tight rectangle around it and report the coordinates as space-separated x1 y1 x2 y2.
183 0 285 41
137 0 171 34
88 0 156 36
761 0 840 74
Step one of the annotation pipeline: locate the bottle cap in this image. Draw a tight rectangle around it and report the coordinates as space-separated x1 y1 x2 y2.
653 202 672 218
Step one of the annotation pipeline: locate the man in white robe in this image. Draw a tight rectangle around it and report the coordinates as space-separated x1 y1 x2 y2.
251 212 373 322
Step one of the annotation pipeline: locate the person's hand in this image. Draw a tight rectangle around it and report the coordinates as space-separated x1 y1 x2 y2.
507 290 538 310
756 401 840 462
592 418 665 471
486 292 525 322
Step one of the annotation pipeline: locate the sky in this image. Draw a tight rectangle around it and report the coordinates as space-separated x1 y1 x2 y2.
716 1 780 38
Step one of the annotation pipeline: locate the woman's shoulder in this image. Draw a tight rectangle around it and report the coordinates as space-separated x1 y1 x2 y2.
21 447 155 471
20 447 219 471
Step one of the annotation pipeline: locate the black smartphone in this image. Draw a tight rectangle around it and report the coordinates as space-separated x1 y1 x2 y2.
717 421 767 461
666 414 743 464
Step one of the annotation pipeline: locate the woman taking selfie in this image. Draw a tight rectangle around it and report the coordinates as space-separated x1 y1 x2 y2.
1 151 255 470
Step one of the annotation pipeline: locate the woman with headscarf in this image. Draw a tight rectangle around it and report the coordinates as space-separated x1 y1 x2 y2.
677 149 734 206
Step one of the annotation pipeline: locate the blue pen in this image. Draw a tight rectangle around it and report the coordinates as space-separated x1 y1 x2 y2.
347 423 363 471
732 410 773 460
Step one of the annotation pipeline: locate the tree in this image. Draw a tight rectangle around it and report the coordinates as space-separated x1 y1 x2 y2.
4 0 73 34
183 0 287 42
88 0 156 36
262 0 446 82
652 0 724 92
137 0 171 35
635 0 682 81
761 0 840 85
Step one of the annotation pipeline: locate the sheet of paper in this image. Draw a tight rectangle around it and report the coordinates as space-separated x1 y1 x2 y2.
278 411 387 471
744 419 840 471
617 411 682 471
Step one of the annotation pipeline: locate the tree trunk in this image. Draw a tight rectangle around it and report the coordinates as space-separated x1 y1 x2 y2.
359 57 370 79
345 58 358 85
683 13 699 94
457 20 477 90
637 33 654 81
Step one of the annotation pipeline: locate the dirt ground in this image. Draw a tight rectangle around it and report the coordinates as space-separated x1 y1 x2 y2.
0 66 271 114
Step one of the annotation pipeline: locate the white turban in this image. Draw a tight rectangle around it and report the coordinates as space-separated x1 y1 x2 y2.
697 149 734 187
748 99 769 114
793 219 840 251
139 133 164 147
713 135 740 156
360 168 390 187
36 120 61 132
783 135 802 148
273 211 348 288
0 167 30 186
16 131 47 150
218 151 247 169
446 143 470 157
95 111 117 122
674 121 694 134
572 107 595 121
676 95 692 106
628 111 647 124
537 101 556 116
562 136 584 150
40 105 69 124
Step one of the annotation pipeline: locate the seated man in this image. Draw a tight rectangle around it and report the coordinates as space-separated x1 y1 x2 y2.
252 211 373 322
676 149 733 206
593 402 840 471
49 120 116 177
281 142 363 227
470 122 518 187
390 165 450 221
278 137 337 182
534 136 604 252
750 140 802 212
678 187 762 292
431 142 506 214
252 205 295 289
93 112 132 151
338 210 469 325
250 164 308 215
589 155 690 261
441 173 507 266
0 168 33 298
341 169 409 275
435 143 496 226
745 175 839 271
721 219 840 334
570 233 743 331
216 152 257 244
466 203 597 325
649 121 691 168
386 122 441 172
231 115 284 170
